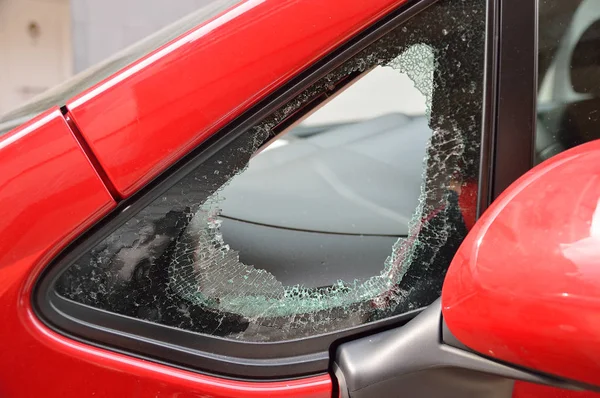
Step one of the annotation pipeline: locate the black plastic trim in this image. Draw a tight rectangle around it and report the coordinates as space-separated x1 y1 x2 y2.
42 290 420 379
476 0 500 215
491 0 538 199
335 300 580 398
34 0 440 381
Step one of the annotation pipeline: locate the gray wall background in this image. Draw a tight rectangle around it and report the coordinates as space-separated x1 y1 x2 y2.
71 0 213 73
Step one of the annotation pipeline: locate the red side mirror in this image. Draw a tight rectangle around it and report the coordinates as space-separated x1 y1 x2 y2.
442 140 600 387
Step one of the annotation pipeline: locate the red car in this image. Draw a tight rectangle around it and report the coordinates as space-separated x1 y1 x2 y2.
2 0 600 396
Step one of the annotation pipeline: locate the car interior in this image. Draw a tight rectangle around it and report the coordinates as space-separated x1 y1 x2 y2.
536 0 599 163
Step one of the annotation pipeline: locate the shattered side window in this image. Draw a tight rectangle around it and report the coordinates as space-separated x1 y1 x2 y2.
55 0 485 342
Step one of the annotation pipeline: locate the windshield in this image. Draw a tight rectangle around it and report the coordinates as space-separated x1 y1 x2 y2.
0 0 240 136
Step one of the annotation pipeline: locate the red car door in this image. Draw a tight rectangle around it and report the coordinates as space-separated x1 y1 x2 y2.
0 0 407 395
1 0 600 396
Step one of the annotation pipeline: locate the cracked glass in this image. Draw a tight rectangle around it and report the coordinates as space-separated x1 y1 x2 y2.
56 0 486 343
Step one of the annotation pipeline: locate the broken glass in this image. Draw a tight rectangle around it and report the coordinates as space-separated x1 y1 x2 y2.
56 0 485 342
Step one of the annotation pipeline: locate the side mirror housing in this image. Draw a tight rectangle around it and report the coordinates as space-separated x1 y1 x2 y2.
442 140 600 387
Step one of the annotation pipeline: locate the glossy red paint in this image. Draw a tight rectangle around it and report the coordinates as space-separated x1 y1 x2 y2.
442 139 600 387
0 109 333 397
513 382 600 398
459 180 478 231
66 0 408 197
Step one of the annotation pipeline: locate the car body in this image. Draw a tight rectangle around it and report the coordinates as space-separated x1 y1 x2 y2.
1 0 600 397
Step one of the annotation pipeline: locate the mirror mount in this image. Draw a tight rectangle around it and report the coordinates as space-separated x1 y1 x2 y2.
333 300 577 398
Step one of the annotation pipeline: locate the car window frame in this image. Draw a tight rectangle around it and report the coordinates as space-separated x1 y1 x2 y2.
34 0 501 380
489 0 538 199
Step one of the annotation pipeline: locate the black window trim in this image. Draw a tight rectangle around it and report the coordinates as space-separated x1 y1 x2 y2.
34 0 502 381
489 0 538 200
